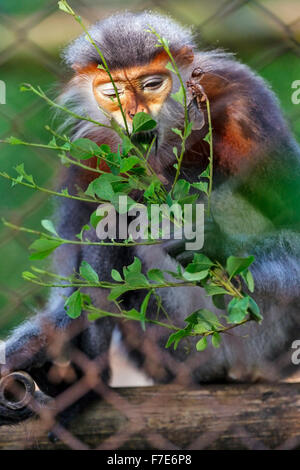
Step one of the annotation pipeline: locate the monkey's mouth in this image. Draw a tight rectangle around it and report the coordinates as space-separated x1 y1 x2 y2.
132 130 159 151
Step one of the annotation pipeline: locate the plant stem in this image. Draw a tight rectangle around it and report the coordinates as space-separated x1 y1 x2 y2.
206 98 214 216
2 219 164 247
21 83 112 130
0 171 101 204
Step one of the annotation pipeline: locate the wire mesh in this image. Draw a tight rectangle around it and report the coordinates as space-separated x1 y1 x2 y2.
0 0 300 450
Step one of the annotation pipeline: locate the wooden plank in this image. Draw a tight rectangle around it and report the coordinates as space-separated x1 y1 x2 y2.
0 384 300 450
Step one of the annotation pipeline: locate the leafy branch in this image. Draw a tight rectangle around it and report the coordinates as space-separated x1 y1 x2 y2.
0 0 263 354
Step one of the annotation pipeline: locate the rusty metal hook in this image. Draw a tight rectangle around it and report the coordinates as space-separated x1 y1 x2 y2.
0 371 35 410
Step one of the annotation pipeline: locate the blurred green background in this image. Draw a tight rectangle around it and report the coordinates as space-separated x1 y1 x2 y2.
0 0 300 337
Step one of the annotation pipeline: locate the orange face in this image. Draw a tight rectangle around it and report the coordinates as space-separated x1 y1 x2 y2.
77 51 173 130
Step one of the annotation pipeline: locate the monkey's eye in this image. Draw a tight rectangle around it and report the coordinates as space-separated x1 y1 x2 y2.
142 76 165 91
98 84 124 99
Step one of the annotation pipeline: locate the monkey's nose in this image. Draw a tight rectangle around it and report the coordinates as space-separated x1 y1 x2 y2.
127 110 135 120
127 108 145 120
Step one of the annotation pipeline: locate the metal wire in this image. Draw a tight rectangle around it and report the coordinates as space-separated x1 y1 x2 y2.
0 0 300 450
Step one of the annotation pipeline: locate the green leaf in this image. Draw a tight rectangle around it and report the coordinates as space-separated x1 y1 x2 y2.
64 290 82 319
79 261 99 283
132 112 156 134
58 1 73 14
193 322 211 334
204 284 228 296
22 271 38 280
91 179 115 201
241 269 255 293
171 87 184 105
140 290 152 331
211 332 221 348
192 254 214 269
173 179 190 200
124 271 149 287
147 269 165 284
183 257 211 281
183 269 209 282
248 296 263 322
5 136 23 145
61 188 70 197
226 255 255 279
15 163 34 184
185 121 193 139
126 309 143 321
88 311 105 321
171 128 183 138
173 147 178 160
111 269 123 282
120 156 141 173
212 294 226 310
199 167 210 178
125 256 142 274
121 135 135 155
166 329 188 350
192 181 208 194
185 309 221 329
165 62 176 74
196 337 207 351
76 224 90 241
227 296 249 324
90 210 103 229
81 293 92 307
41 219 58 237
108 285 129 301
204 131 211 143
70 138 100 160
29 238 62 260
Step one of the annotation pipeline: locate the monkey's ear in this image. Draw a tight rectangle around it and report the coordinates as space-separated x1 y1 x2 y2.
173 46 194 67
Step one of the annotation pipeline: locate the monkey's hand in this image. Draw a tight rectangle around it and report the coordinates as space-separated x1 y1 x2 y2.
187 68 207 103
164 216 226 267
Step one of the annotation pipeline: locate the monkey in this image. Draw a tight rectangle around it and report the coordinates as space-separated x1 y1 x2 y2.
1 10 300 431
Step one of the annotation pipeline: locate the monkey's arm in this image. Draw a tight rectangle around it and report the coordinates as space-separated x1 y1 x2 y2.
166 57 300 297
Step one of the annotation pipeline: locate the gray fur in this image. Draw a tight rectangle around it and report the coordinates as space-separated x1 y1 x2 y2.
62 11 195 70
1 11 300 431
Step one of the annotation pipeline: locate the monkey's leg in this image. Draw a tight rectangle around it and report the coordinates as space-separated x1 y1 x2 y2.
0 308 115 437
0 303 77 425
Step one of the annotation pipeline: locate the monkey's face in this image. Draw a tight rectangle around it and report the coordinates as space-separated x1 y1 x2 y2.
91 52 173 134
70 47 194 148
93 72 172 130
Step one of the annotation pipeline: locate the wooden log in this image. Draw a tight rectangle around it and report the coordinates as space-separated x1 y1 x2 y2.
0 383 300 450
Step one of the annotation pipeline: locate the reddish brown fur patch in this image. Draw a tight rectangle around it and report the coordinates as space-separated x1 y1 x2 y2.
216 118 256 173
75 50 170 82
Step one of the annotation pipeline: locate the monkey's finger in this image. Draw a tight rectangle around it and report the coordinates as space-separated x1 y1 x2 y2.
188 101 205 131
176 251 195 267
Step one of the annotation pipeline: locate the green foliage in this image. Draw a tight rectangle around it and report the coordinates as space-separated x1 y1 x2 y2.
29 238 62 260
79 261 99 284
64 289 83 319
0 2 263 355
132 112 157 134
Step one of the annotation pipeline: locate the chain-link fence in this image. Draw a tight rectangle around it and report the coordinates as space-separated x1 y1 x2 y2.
0 0 300 450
